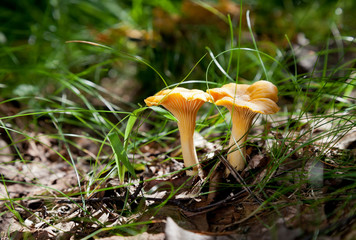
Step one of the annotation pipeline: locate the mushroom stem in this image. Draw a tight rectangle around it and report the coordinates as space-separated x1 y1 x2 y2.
163 101 204 176
178 121 199 176
226 107 257 175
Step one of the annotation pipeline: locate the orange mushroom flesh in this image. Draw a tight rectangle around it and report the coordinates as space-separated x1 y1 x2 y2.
208 81 279 175
145 87 211 176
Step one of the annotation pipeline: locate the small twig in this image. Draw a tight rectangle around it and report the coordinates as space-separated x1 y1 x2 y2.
56 197 124 204
131 176 144 200
56 195 191 207
55 190 248 214
218 153 263 205
181 189 247 213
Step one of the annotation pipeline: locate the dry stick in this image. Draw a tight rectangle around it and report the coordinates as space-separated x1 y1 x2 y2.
181 189 247 213
217 153 263 205
131 176 144 200
56 191 248 213
56 196 191 208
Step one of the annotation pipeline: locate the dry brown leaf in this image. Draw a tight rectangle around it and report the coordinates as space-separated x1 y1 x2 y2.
165 217 243 240
97 232 165 240
0 138 12 162
165 217 212 240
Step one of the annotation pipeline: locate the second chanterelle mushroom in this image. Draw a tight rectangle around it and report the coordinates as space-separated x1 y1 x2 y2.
144 87 211 176
208 81 280 175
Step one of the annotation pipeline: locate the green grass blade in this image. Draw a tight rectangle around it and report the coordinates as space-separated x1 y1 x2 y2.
149 106 177 122
108 132 136 180
124 107 147 151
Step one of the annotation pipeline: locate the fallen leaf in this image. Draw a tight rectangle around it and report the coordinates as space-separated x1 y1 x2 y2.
165 217 212 240
97 232 165 240
0 138 12 162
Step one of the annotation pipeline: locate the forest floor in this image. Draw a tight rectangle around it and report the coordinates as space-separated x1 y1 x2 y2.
0 99 355 240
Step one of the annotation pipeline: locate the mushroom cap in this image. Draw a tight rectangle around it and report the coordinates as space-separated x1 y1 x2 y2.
207 81 280 114
144 87 211 108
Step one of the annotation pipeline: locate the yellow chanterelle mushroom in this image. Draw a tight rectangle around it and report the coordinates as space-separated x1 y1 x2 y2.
145 87 211 176
208 81 279 175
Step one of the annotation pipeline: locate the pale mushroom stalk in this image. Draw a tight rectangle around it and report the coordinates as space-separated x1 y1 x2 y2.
161 101 203 176
179 130 199 175
227 107 257 172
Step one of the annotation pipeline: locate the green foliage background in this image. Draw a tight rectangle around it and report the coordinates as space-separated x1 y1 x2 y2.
1 0 355 104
